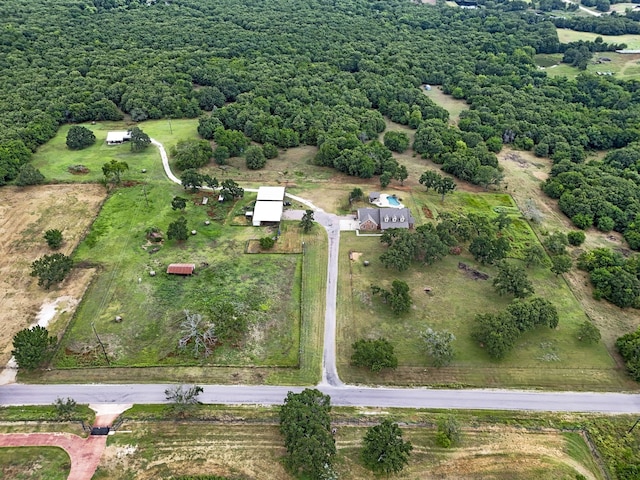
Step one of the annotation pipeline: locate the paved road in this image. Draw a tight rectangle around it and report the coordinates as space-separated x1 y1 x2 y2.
2 384 640 413
3 139 639 414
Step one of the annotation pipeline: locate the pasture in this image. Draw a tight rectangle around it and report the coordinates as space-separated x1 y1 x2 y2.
556 28 640 49
52 184 305 372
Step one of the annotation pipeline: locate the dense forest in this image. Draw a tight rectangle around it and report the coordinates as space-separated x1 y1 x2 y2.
2 0 640 247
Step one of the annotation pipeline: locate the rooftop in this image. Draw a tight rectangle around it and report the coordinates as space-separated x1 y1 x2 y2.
166 263 196 275
257 186 286 202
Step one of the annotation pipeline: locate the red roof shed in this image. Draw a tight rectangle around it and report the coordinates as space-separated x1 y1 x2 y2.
166 263 196 275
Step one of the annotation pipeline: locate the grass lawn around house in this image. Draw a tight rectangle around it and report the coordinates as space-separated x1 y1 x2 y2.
0 447 71 480
31 119 199 184
41 181 319 382
336 189 622 390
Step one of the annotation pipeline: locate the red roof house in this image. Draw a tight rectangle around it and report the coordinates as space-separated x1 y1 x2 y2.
166 263 196 275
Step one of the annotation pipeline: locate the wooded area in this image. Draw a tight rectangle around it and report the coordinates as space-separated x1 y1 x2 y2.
2 0 640 245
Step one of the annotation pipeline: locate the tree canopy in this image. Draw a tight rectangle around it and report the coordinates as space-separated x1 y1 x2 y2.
361 419 413 475
12 326 55 370
279 389 336 479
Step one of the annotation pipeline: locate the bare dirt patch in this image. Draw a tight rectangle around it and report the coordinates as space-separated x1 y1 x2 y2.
0 185 106 365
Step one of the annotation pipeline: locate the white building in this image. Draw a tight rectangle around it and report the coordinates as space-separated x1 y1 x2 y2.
251 186 286 226
106 131 132 145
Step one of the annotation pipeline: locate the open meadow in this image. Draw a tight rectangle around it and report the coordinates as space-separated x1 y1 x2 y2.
0 184 106 365
90 405 607 480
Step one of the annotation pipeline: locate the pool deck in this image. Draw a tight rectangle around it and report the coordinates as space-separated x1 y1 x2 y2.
370 193 405 209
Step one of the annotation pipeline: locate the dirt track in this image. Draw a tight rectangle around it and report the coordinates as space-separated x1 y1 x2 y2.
0 184 106 365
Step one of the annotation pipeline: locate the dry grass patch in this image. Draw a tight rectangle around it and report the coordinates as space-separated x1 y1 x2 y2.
97 421 602 480
0 184 106 364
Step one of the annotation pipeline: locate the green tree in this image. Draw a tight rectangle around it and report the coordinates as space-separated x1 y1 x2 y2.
472 312 519 359
66 126 96 150
167 216 188 241
372 280 412 315
130 126 151 152
435 176 456 202
351 338 398 372
280 389 336 480
165 384 203 418
171 139 213 170
577 320 601 344
102 159 129 184
436 415 461 448
349 187 364 203
12 326 55 370
202 174 219 190
524 244 547 268
362 419 413 475
551 254 572 276
171 196 188 211
383 131 410 153
544 231 569 256
15 163 45 186
493 261 534 298
421 327 455 367
300 209 315 233
469 235 510 265
419 170 442 192
44 229 63 249
219 179 244 201
260 236 275 249
245 145 267 170
213 146 230 165
395 164 409 185
54 397 78 420
181 169 203 192
30 253 73 289
616 328 640 381
214 128 249 157
379 171 393 188
567 230 586 246
263 142 279 159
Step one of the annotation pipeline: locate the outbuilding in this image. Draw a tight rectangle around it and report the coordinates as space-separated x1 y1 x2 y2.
166 263 196 275
106 131 132 145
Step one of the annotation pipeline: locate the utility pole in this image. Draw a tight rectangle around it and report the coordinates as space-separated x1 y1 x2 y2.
92 322 110 366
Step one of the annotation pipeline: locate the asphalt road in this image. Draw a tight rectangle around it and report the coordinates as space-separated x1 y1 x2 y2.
2 384 640 413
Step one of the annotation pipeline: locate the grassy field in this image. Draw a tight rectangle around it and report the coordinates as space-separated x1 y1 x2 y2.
422 87 469 124
336 188 627 390
92 407 606 480
51 183 302 369
31 119 199 184
0 447 70 480
538 51 640 80
557 28 640 50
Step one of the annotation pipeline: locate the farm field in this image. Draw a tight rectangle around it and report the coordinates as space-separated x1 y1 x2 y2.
93 407 605 480
336 189 627 390
0 184 106 366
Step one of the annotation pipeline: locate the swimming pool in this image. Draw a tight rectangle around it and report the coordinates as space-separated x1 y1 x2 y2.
387 196 400 206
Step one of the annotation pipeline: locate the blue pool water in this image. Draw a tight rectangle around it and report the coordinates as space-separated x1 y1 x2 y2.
387 196 400 206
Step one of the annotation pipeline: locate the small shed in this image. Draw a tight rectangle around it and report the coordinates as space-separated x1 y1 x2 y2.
166 263 196 275
106 131 132 145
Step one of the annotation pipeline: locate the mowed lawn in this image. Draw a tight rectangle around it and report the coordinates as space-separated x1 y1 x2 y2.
31 119 199 183
54 182 303 370
337 190 621 390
